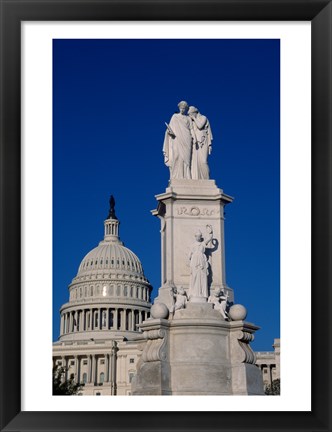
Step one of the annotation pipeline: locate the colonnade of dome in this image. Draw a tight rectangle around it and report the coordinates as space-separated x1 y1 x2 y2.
60 306 150 336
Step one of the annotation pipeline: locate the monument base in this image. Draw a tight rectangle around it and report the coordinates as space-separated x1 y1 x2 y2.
132 304 264 396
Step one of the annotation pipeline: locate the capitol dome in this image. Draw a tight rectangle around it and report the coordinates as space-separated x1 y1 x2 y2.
58 196 152 342
76 242 147 281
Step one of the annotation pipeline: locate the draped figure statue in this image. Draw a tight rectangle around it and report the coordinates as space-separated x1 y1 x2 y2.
163 101 196 179
188 106 213 180
188 225 213 301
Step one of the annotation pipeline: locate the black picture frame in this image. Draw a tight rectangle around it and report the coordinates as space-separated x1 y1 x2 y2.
0 1 331 431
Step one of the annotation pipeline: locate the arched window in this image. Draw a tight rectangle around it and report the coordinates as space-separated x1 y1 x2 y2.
117 310 121 329
99 372 104 384
82 373 87 384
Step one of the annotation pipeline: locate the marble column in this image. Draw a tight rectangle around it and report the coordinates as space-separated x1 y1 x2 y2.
88 355 92 383
60 315 64 336
69 312 72 332
91 355 96 385
110 342 117 395
83 309 86 331
79 310 83 331
122 309 127 330
106 354 110 383
92 309 96 330
131 310 135 331
77 356 81 383
114 308 118 330
74 355 78 381
88 310 92 330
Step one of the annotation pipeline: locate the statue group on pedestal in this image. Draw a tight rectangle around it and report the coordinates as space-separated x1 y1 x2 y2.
163 101 213 180
188 225 213 300
166 224 230 320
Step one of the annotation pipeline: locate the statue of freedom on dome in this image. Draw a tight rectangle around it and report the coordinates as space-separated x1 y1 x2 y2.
107 195 117 220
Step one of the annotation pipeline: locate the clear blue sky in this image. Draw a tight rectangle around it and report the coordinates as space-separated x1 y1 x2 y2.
53 39 280 351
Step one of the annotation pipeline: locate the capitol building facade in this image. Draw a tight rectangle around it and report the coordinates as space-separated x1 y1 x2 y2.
53 200 152 395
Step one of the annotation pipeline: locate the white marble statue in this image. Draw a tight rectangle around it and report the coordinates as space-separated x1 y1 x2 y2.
170 286 187 317
188 106 213 180
208 289 229 320
188 225 213 300
163 101 196 179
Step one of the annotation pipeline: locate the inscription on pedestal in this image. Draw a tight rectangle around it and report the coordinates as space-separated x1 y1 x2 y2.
176 206 220 216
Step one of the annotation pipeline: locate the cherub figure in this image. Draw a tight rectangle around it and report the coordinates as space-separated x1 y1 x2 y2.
169 286 187 318
208 289 229 320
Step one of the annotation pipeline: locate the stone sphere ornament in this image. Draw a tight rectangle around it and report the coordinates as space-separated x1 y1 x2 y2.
228 304 247 321
151 302 169 319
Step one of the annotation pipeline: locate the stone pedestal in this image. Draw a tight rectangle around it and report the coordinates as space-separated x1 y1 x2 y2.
132 303 264 395
152 179 234 310
133 179 265 395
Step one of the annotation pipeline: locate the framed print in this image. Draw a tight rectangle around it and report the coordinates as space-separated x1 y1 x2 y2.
0 1 331 432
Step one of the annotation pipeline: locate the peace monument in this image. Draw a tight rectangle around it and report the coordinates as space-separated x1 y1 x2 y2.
132 101 264 395
53 101 264 396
